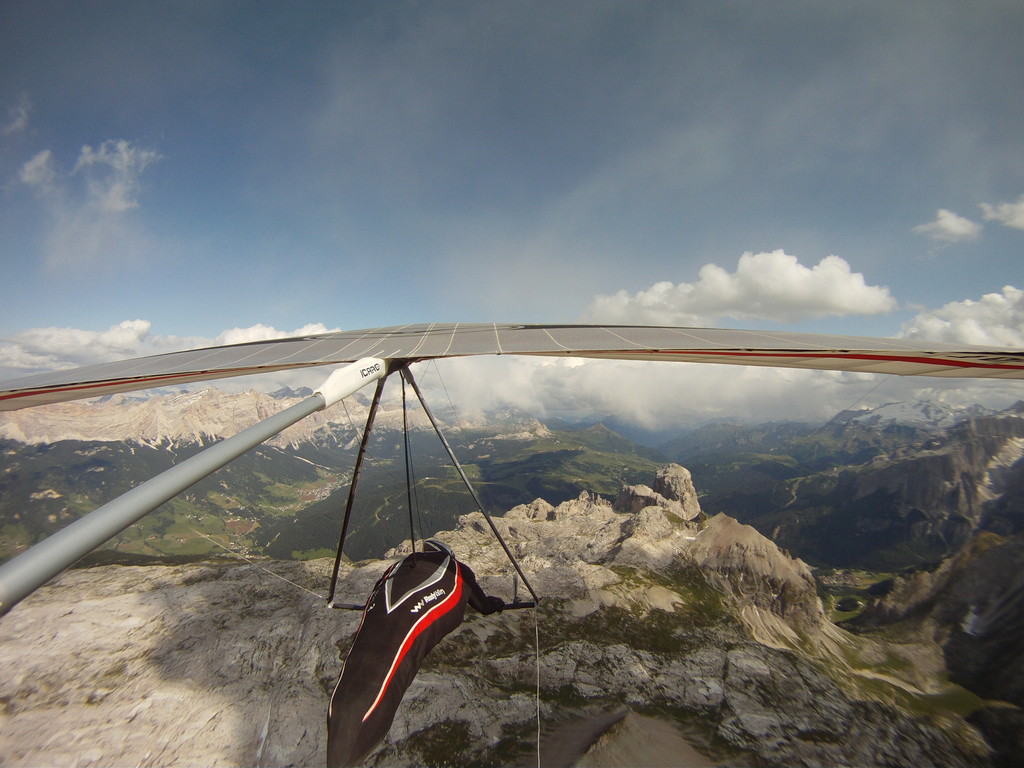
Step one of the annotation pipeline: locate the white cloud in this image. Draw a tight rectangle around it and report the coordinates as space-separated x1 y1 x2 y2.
215 323 336 346
899 285 1024 347
979 194 1024 230
72 140 162 214
583 250 896 325
1 320 154 372
425 354 1022 432
912 209 982 243
2 94 31 136
19 150 57 192
16 139 162 268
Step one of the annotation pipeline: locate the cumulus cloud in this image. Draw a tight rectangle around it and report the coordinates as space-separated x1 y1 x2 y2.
912 209 982 243
583 250 896 325
71 140 162 214
19 149 57 191
424 354 1024 433
17 139 163 268
0 320 155 373
0 321 341 379
900 285 1024 347
979 194 1024 230
215 323 336 346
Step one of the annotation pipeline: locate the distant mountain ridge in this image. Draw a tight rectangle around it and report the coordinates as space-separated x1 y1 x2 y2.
2 385 1000 448
658 400 1024 567
0 386 560 451
3 391 1023 572
1 384 1001 448
0 390 659 563
831 399 995 430
0 388 423 448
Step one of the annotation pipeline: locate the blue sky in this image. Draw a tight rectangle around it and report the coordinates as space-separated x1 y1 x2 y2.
1 1 1023 425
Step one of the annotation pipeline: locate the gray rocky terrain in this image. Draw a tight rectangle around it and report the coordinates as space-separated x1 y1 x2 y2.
856 529 1024 766
0 465 999 766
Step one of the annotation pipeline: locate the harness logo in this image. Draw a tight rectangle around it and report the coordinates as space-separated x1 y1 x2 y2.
409 588 447 614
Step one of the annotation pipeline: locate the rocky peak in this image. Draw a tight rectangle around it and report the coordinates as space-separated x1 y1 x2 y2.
422 467 826 641
837 399 994 430
653 463 701 513
270 386 314 399
612 463 701 523
687 513 825 631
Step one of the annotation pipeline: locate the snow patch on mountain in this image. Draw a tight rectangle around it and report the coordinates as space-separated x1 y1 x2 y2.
841 399 993 430
978 437 1024 501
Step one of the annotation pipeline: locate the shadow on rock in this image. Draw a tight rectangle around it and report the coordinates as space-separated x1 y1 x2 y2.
0 557 372 767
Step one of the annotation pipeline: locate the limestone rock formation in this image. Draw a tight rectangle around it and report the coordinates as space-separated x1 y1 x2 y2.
653 463 702 519
612 463 700 523
688 513 825 632
0 559 346 767
0 466 994 767
0 388 551 450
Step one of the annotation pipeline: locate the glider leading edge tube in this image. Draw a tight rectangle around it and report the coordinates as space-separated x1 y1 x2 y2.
0 358 387 618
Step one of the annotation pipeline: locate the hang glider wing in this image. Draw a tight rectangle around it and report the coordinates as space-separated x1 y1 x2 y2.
2 323 1023 411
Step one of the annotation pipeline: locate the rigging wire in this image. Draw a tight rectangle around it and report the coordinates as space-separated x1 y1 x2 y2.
328 373 390 605
401 366 540 602
430 359 465 434
838 374 891 416
425 359 498 515
335 363 545 756
408 437 427 551
533 605 542 768
340 369 434 547
340 391 418 505
760 374 896 478
187 527 323 601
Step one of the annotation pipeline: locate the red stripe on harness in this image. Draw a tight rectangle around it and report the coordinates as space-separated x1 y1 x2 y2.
361 565 464 722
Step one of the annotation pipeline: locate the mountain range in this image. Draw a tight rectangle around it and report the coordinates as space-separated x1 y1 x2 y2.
664 401 1024 569
1 465 1013 767
2 388 1024 765
0 388 662 563
3 388 1024 574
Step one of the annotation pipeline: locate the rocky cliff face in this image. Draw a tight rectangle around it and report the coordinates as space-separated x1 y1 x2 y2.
859 530 1024 707
692 403 1024 570
851 528 1024 766
848 414 1024 545
0 466 993 767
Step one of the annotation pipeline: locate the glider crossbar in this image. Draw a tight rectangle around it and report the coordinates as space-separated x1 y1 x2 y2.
401 367 540 604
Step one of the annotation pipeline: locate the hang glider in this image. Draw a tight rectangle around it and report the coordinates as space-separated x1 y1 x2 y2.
2 323 1024 411
2 322 1023 617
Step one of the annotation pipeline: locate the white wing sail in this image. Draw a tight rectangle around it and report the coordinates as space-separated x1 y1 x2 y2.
2 323 1023 411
